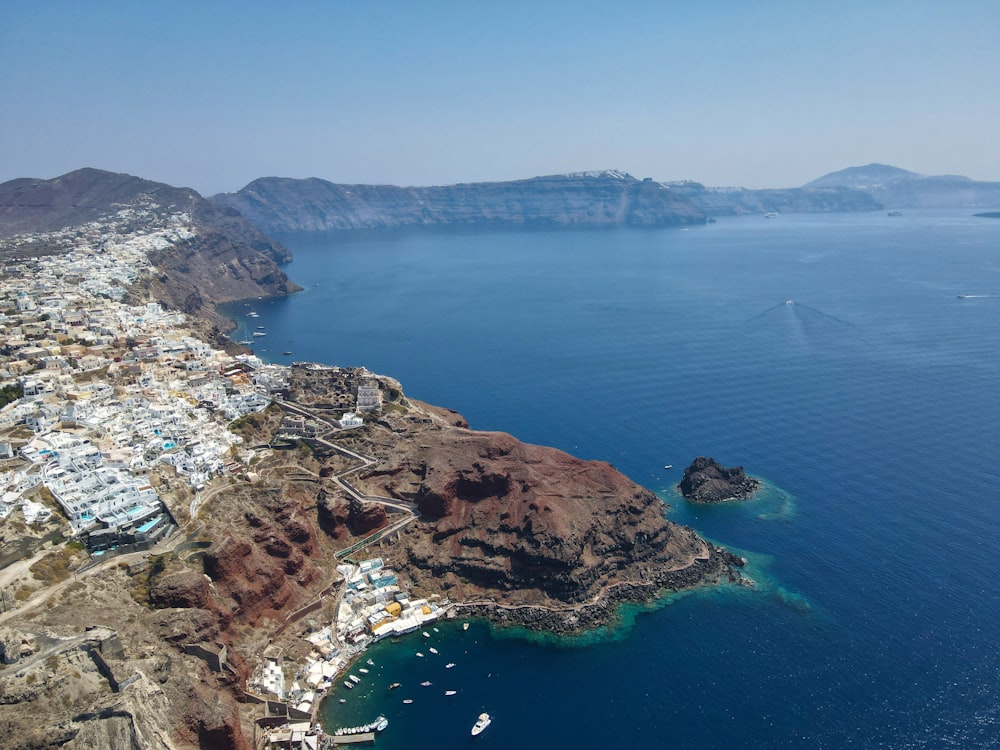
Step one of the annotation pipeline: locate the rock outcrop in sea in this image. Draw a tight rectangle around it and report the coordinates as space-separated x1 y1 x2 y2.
679 456 761 503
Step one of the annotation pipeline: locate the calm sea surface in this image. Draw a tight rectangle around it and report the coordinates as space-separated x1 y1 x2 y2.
220 211 1000 749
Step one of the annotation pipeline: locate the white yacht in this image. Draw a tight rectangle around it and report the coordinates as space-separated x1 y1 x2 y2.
471 713 492 736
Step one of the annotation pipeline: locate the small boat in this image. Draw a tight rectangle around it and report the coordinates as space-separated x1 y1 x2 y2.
282 351 291 355
252 331 266 337
422 631 430 638
664 464 672 470
343 681 354 689
445 690 457 696
367 659 375 666
359 668 369 674
388 682 401 690
339 699 346 704
471 713 492 736
445 663 456 669
336 716 389 737
429 647 439 654
764 211 779 218
256 325 265 329
433 627 440 632
421 681 432 686
349 674 361 684
463 623 469 631
403 699 413 704
238 339 252 345
415 652 424 658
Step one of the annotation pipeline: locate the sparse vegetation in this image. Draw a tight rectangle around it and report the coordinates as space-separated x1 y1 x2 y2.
29 545 79 584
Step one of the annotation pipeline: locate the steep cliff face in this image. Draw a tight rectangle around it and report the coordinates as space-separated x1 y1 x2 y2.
0 168 299 321
381 429 709 604
211 171 707 232
666 181 882 215
338 397 741 609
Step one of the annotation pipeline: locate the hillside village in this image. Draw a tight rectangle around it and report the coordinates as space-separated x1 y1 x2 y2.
0 205 376 577
0 204 459 747
0 187 737 749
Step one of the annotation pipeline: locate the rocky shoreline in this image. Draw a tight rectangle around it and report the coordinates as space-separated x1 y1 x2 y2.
453 543 747 634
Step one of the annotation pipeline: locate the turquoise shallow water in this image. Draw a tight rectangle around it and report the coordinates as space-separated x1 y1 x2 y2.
221 211 1000 748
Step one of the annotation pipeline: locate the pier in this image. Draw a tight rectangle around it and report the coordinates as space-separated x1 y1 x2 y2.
331 732 375 745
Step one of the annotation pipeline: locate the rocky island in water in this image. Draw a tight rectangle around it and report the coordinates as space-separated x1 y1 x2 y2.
679 456 761 504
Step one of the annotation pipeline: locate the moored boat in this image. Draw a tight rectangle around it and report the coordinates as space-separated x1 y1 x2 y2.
471 712 492 736
334 716 388 736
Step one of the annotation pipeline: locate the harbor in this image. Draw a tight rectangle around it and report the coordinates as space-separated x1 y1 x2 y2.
254 553 459 748
256 600 493 748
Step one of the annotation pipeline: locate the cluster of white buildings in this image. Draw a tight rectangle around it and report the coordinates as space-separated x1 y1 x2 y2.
337 557 442 644
247 557 444 727
0 207 282 550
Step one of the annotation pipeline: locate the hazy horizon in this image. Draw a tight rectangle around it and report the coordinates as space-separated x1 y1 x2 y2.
2 1 999 195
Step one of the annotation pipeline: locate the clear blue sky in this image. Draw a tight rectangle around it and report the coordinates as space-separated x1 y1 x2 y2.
2 1 998 194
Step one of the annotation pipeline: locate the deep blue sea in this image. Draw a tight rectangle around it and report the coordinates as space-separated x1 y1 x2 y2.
220 211 1000 749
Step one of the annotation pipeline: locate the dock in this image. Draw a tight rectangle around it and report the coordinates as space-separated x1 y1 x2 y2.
331 732 375 745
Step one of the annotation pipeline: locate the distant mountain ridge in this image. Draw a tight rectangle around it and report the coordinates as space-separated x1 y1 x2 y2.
805 163 1000 208
211 171 708 232
0 168 300 323
667 181 881 216
212 171 890 234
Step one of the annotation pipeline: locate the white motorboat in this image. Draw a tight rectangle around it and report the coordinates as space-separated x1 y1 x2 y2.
471 713 492 736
